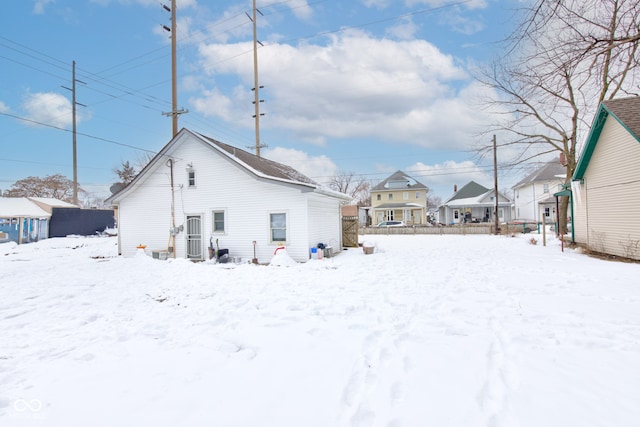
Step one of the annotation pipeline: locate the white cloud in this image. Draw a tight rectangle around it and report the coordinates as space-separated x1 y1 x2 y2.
190 30 493 151
22 92 74 128
33 0 54 14
262 147 338 184
285 0 313 20
406 160 492 197
362 0 390 9
0 101 9 114
386 17 419 40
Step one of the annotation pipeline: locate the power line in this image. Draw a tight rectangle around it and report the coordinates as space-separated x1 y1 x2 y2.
0 111 156 154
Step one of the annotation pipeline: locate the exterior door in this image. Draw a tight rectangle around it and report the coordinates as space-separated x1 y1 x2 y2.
186 215 203 260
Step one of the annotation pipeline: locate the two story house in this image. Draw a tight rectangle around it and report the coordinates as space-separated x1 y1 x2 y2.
370 171 429 226
512 162 566 221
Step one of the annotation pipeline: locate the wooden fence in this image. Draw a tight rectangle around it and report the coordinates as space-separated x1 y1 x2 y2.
361 224 495 235
361 223 539 236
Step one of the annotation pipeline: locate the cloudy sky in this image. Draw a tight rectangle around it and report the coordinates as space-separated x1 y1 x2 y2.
1 0 531 200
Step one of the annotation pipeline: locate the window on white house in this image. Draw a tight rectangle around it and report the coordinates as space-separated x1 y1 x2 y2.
544 207 550 217
388 193 393 200
270 213 287 242
376 194 381 201
416 192 420 199
386 210 394 220
403 192 408 200
212 210 225 233
188 170 196 187
543 183 549 193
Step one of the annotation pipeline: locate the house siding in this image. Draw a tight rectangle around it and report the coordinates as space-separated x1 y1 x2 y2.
306 192 342 253
575 117 640 259
514 181 564 220
113 132 346 263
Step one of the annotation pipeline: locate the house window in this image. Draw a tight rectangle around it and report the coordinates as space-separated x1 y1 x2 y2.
543 183 549 193
270 213 287 243
376 194 381 201
388 194 393 200
188 170 196 187
386 210 394 220
416 192 420 199
544 207 550 217
403 192 408 200
212 210 225 233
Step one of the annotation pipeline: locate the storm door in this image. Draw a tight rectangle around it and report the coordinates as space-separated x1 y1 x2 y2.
185 215 203 260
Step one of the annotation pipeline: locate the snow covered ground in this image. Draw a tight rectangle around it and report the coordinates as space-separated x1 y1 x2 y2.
1 232 639 427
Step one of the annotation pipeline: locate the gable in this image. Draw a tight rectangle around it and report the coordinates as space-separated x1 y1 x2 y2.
574 97 640 181
513 162 566 189
443 181 490 203
371 170 428 192
106 129 350 204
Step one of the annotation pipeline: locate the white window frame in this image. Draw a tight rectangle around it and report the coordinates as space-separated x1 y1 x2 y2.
269 212 288 244
187 170 196 187
212 209 227 234
403 191 408 200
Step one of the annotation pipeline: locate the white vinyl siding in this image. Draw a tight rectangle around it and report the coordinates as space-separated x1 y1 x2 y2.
574 117 640 259
114 131 336 262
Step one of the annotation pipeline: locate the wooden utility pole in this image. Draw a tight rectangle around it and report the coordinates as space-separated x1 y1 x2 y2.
493 134 499 235
250 0 266 156
162 0 186 137
72 60 78 205
62 61 84 205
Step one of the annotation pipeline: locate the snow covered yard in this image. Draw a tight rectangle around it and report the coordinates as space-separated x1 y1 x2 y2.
1 234 639 427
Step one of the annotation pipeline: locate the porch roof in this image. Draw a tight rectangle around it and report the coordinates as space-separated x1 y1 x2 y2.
0 198 51 219
372 202 424 209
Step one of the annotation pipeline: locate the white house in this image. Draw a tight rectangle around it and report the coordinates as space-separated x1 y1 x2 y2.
0 197 52 243
512 162 566 221
438 181 512 225
106 129 351 263
570 96 640 260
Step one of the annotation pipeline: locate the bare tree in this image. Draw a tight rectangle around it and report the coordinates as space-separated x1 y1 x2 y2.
327 171 371 205
477 0 640 232
5 174 81 202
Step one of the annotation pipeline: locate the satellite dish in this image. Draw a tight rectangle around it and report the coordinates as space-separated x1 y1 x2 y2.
110 183 125 194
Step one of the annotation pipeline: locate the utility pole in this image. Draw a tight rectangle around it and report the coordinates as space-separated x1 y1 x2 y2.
62 60 85 206
493 134 499 235
162 0 187 137
249 0 266 156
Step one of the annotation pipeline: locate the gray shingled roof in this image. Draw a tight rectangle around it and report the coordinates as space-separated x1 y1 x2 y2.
603 96 640 140
197 133 318 186
371 170 428 191
512 162 566 189
444 181 489 203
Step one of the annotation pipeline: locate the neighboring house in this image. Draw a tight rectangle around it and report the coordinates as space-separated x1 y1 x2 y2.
0 197 52 244
370 170 429 226
106 129 351 263
570 96 640 260
512 162 566 221
438 181 512 225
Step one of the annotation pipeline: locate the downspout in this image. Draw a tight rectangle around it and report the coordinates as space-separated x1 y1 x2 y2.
168 158 177 258
570 190 575 243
